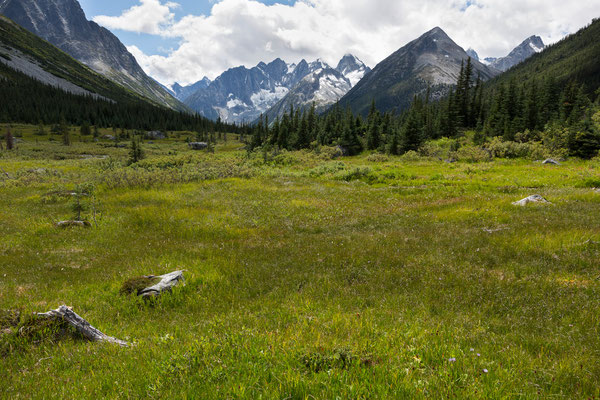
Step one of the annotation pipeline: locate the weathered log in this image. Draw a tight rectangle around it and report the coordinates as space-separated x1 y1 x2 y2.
512 194 551 206
56 220 91 228
138 270 185 298
542 158 561 165
37 305 128 347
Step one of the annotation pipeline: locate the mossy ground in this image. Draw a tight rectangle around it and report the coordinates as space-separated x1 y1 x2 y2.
1 125 599 398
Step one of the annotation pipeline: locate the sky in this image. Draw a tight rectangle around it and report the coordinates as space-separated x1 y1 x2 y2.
78 0 600 87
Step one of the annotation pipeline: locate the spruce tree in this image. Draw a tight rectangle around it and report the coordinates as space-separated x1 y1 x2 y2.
401 110 424 153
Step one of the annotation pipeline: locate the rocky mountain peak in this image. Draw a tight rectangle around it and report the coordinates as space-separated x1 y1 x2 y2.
490 35 545 72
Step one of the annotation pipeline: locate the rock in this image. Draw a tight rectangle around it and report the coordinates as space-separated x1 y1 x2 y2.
189 142 208 150
101 135 115 140
542 158 560 165
145 130 166 140
56 220 92 228
444 158 457 164
512 194 551 206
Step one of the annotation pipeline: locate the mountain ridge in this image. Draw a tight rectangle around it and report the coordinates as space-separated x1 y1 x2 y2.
183 54 370 124
0 0 185 110
336 26 498 116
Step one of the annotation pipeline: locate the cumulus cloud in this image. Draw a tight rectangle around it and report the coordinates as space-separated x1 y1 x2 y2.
93 0 600 86
93 0 179 35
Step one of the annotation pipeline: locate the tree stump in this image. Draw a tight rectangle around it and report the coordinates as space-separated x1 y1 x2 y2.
37 305 128 346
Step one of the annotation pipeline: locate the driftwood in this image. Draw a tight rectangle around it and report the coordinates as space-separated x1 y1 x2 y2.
542 158 561 165
138 270 185 298
512 194 551 206
37 305 128 346
56 220 91 228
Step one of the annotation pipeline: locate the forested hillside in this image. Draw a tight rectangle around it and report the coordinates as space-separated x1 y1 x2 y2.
245 20 600 159
0 16 231 132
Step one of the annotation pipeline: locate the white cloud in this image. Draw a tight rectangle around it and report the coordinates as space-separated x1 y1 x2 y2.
93 0 179 35
93 0 600 86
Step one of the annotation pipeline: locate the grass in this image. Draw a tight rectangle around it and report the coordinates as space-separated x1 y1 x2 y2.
1 125 600 398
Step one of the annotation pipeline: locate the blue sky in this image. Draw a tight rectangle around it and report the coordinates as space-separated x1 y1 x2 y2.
79 0 296 56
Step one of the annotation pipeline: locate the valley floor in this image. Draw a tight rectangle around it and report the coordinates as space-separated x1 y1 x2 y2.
1 128 599 398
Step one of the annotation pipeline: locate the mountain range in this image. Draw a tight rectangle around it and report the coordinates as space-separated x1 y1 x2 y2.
0 0 184 110
476 36 545 72
0 0 563 125
175 55 370 124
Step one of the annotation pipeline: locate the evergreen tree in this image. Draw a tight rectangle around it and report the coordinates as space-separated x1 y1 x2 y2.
80 122 91 136
401 110 424 152
128 135 145 164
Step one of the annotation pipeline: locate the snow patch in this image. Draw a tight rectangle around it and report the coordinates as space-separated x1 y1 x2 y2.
529 42 543 53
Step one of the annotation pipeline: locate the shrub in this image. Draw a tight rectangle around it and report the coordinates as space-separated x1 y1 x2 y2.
366 153 390 162
399 150 421 162
455 145 491 162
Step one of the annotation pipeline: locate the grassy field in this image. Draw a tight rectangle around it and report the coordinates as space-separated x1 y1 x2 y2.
1 125 600 399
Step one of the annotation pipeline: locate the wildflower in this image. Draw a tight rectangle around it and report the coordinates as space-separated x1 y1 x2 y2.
483 369 489 373
470 348 474 352
448 357 456 362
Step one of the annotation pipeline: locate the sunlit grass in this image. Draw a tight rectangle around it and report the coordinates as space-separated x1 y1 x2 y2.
1 126 599 398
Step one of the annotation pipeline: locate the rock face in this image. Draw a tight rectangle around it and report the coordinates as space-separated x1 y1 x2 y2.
183 55 370 124
0 0 183 110
489 36 545 72
466 48 480 61
336 27 498 117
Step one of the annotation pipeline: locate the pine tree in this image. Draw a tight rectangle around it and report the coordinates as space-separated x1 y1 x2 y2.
401 110 424 152
128 135 145 164
295 113 310 149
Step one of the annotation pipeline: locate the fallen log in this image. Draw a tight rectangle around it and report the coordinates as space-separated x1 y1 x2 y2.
37 305 128 347
542 158 560 165
512 194 551 206
138 270 185 298
56 220 91 228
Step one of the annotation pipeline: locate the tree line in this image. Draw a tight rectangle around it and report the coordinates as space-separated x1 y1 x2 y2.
0 62 236 134
245 57 600 158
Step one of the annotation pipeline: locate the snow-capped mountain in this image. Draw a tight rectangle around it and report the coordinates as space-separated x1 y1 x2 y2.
170 78 211 102
335 54 371 86
0 0 184 110
183 55 369 124
489 35 545 72
262 65 353 123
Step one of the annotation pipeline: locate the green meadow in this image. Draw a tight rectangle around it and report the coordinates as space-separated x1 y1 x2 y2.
1 125 599 399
